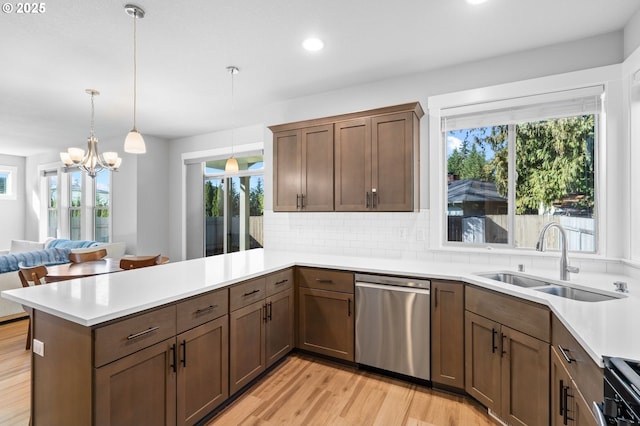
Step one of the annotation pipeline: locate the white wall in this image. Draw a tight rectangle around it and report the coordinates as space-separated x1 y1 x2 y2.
0 154 25 248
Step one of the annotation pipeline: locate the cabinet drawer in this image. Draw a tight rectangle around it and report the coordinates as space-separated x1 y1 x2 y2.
466 286 550 342
230 277 266 311
297 267 354 293
177 288 229 333
266 268 294 297
94 305 177 367
551 314 603 406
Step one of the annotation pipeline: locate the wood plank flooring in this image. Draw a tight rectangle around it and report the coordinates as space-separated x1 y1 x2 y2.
0 319 496 426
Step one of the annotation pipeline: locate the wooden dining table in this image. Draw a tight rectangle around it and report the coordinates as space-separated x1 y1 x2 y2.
45 256 169 283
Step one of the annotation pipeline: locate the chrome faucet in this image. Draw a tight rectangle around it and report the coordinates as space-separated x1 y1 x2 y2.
535 223 579 281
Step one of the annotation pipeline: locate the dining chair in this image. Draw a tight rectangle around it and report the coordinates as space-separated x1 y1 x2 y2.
119 254 163 270
68 248 108 263
18 264 49 350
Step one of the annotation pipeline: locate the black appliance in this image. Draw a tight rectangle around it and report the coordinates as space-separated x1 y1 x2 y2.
600 356 640 425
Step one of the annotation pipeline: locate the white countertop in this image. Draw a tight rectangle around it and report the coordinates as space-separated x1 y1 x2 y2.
3 248 639 367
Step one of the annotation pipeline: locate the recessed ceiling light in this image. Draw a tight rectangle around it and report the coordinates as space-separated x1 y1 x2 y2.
466 0 488 4
303 38 324 52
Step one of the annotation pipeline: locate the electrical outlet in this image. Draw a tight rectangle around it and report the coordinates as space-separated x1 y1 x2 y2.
33 339 44 357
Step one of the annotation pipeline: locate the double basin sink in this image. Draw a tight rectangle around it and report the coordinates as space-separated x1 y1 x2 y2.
476 272 624 302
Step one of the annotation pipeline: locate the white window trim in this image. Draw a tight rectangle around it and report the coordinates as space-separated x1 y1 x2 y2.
427 65 619 257
0 165 18 200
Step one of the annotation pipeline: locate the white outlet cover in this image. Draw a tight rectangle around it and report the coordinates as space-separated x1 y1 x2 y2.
33 339 44 357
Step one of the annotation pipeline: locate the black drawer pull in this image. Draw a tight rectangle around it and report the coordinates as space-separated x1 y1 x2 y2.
315 279 334 283
243 289 260 296
558 345 576 364
275 279 288 285
126 326 159 340
195 304 218 315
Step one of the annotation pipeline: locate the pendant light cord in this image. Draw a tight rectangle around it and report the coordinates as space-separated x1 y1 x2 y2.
132 9 138 130
231 69 235 156
90 92 95 137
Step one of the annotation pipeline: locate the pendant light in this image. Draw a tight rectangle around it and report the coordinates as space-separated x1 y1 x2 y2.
225 66 239 173
60 89 122 178
124 4 146 154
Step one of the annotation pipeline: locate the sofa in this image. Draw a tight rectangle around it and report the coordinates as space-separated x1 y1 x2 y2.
0 239 126 321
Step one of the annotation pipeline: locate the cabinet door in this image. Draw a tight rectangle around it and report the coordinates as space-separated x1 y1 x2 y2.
265 288 294 368
501 326 549 426
551 347 598 426
229 300 266 395
273 129 302 211
371 112 415 211
431 280 464 390
298 287 354 361
301 125 334 211
95 338 177 426
335 118 371 211
465 311 501 412
177 315 229 426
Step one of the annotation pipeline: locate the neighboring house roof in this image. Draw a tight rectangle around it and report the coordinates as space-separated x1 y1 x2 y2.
448 179 507 203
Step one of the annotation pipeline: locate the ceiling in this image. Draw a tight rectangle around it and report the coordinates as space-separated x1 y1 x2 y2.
1 0 639 157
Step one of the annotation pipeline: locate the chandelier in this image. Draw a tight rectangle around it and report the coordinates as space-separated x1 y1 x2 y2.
60 89 122 178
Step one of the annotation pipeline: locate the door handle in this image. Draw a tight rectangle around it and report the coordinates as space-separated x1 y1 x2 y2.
268 301 273 321
492 329 498 353
558 345 576 364
348 298 352 317
559 380 565 417
365 192 370 208
180 340 187 367
501 333 507 357
296 194 300 209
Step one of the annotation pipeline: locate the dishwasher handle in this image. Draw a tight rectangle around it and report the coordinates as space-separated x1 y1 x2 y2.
355 281 430 294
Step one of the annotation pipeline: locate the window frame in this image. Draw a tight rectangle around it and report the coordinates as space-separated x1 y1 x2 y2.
0 165 18 200
428 71 611 256
93 170 112 243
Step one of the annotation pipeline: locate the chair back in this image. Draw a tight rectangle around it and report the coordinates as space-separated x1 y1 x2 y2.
18 264 49 288
69 248 108 263
120 254 162 270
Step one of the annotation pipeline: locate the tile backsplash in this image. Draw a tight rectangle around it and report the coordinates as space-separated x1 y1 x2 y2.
264 209 624 276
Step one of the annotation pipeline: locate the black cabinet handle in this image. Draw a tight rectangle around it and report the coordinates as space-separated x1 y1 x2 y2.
195 304 217 315
301 194 305 208
127 326 159 340
365 192 370 208
559 379 565 417
180 340 187 368
558 345 576 364
492 329 498 353
372 190 378 209
263 304 268 322
348 298 352 317
562 384 575 425
275 279 288 286
315 278 333 283
170 343 177 373
243 289 260 297
501 333 507 357
268 301 273 321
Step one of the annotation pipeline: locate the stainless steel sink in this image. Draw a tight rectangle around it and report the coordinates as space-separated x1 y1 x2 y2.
533 285 621 302
476 271 623 302
476 272 553 288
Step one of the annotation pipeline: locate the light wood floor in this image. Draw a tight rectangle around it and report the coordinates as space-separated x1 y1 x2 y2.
0 319 496 426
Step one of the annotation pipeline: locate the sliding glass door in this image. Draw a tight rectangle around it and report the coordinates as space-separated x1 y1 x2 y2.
204 156 264 256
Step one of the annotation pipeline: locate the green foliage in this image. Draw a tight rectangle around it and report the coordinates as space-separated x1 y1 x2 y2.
447 116 595 215
205 180 223 217
250 179 264 216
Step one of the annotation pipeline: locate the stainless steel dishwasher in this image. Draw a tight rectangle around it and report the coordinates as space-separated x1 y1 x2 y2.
355 273 430 380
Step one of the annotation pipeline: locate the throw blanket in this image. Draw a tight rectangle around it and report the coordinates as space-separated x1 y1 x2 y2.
0 248 71 274
47 239 100 249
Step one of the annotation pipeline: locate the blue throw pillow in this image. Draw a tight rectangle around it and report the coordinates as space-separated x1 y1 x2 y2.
0 248 71 274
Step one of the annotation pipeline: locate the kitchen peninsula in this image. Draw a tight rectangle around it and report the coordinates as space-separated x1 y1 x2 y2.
3 249 639 425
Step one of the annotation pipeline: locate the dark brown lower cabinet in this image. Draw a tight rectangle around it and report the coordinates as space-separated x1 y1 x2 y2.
297 287 354 361
177 315 229 426
551 347 598 426
94 315 229 426
465 311 549 426
229 287 294 395
431 280 464 390
95 338 177 426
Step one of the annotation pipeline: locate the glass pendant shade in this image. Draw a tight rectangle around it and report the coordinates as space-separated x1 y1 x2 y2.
124 129 146 153
68 147 85 163
225 157 239 173
60 151 73 166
